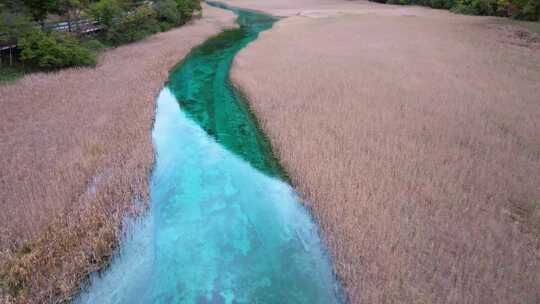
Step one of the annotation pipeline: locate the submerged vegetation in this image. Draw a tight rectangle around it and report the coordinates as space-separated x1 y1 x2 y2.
0 0 202 72
168 22 287 179
76 8 342 301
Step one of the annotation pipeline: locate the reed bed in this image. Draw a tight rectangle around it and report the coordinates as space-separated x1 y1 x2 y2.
0 5 235 303
229 2 540 302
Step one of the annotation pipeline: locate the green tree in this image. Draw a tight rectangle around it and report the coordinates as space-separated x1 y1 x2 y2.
86 0 124 29
105 4 159 44
511 0 540 20
55 0 91 32
23 0 57 23
1 0 29 13
0 10 32 43
175 0 201 23
154 0 181 25
18 28 96 68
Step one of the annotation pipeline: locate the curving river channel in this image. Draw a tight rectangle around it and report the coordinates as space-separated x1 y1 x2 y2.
76 3 343 303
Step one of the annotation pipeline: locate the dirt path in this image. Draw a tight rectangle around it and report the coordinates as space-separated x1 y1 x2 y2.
223 0 540 303
0 5 235 302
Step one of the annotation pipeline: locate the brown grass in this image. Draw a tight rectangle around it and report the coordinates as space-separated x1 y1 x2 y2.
226 1 540 302
0 5 235 303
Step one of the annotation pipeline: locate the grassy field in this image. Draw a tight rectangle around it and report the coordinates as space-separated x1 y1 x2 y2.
0 5 235 303
226 0 540 302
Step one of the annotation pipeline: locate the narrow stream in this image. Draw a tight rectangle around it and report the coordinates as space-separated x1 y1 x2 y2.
76 3 343 303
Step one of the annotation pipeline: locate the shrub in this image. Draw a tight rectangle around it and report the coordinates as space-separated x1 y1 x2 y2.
387 0 411 4
369 0 539 20
18 28 96 69
159 20 175 31
511 0 540 20
154 0 182 25
0 11 32 43
22 0 56 23
176 0 202 22
105 5 160 45
452 0 498 14
82 38 106 51
431 0 454 9
86 0 125 30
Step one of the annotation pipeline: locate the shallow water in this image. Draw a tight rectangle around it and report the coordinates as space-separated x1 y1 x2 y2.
75 4 342 304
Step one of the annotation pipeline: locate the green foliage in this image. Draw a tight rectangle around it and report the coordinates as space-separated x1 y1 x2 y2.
81 38 105 51
105 4 160 45
22 0 57 22
151 0 201 25
175 0 201 21
496 0 512 15
0 11 32 43
452 0 498 15
55 0 92 33
159 20 175 31
55 0 91 15
1 0 202 74
154 0 182 25
1 0 30 14
431 0 454 9
18 28 96 69
86 0 124 29
0 66 26 83
88 0 202 45
387 0 409 5
511 0 540 20
370 0 539 20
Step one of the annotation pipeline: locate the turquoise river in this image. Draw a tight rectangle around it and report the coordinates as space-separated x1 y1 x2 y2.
75 3 344 303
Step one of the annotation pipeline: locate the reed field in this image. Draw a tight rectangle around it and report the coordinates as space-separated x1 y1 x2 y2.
1 0 539 302
0 5 235 303
227 1 540 302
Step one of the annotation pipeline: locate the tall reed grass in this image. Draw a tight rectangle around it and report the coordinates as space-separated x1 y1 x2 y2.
231 8 540 303
0 5 235 303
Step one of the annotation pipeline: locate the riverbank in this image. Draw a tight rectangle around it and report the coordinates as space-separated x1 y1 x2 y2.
224 0 540 302
77 7 343 300
0 4 235 303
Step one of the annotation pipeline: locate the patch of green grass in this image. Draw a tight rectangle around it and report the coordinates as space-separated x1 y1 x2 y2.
0 65 26 84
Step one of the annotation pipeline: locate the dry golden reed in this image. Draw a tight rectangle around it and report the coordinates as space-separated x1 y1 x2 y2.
0 5 235 303
228 0 540 302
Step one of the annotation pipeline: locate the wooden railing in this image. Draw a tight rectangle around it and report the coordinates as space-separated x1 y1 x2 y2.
0 18 103 66
43 19 102 34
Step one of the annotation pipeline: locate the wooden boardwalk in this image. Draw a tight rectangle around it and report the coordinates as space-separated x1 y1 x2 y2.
0 19 102 66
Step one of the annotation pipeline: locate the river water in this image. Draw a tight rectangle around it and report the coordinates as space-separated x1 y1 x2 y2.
75 4 343 303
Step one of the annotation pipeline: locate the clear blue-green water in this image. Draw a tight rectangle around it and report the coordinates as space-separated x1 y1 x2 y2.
75 4 343 304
